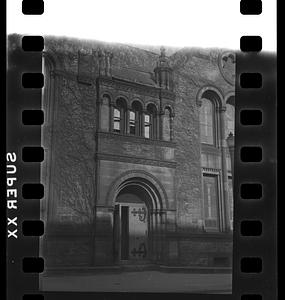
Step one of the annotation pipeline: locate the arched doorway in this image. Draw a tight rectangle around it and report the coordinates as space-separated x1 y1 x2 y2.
113 177 164 264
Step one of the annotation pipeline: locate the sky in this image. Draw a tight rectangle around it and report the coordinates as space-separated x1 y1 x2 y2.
7 0 276 51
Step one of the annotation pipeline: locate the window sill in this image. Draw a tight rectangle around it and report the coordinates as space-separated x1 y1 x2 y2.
97 131 176 147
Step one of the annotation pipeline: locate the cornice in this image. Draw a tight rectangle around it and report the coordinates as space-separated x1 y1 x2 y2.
50 70 176 101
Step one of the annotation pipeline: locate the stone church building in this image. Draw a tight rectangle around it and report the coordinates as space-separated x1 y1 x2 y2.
41 36 235 270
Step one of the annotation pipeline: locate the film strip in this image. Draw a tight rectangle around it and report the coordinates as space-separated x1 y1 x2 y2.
6 0 277 299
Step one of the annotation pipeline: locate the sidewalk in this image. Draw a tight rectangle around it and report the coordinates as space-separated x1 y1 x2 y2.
41 270 232 293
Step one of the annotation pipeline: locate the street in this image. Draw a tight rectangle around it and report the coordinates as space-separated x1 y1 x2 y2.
41 271 232 293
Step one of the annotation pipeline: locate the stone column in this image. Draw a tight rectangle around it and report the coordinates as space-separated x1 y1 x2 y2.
219 106 231 232
165 72 169 90
160 211 167 262
159 110 164 140
94 206 114 265
227 132 235 180
170 113 174 141
156 113 160 139
125 107 130 134
141 110 146 137
109 102 114 132
150 210 158 261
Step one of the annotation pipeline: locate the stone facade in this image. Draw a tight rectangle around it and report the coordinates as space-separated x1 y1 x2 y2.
38 36 235 269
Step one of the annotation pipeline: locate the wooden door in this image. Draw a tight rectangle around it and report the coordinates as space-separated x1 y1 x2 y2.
128 203 148 261
116 202 148 262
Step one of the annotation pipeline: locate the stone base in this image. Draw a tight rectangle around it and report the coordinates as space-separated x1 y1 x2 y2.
44 232 232 269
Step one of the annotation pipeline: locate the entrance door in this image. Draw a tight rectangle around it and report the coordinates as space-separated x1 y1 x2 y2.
114 202 148 263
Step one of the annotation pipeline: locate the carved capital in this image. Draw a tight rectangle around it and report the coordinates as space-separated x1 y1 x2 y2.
219 106 227 113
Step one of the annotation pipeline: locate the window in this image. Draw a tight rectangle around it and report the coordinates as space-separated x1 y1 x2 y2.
200 99 215 144
113 98 127 134
226 103 235 137
113 108 121 133
129 110 136 135
144 114 151 138
203 174 219 231
145 103 158 139
129 101 143 136
228 177 234 230
111 99 163 140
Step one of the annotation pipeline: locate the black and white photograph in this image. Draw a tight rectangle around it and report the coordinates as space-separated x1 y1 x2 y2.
6 0 277 297
30 36 235 293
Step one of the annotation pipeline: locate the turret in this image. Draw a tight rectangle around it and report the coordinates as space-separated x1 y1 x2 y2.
154 47 173 90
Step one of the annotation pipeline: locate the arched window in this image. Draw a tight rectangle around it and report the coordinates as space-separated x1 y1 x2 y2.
162 107 171 141
199 98 215 145
145 104 157 139
129 110 136 135
144 113 151 138
113 108 121 133
226 96 235 137
113 98 127 134
129 101 143 136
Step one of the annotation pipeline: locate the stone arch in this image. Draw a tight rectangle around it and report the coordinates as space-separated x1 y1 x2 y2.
115 96 128 108
163 105 174 115
145 101 159 112
115 95 129 107
100 91 113 103
130 98 145 110
196 86 224 108
43 51 59 73
197 86 224 146
106 170 169 210
225 91 235 106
